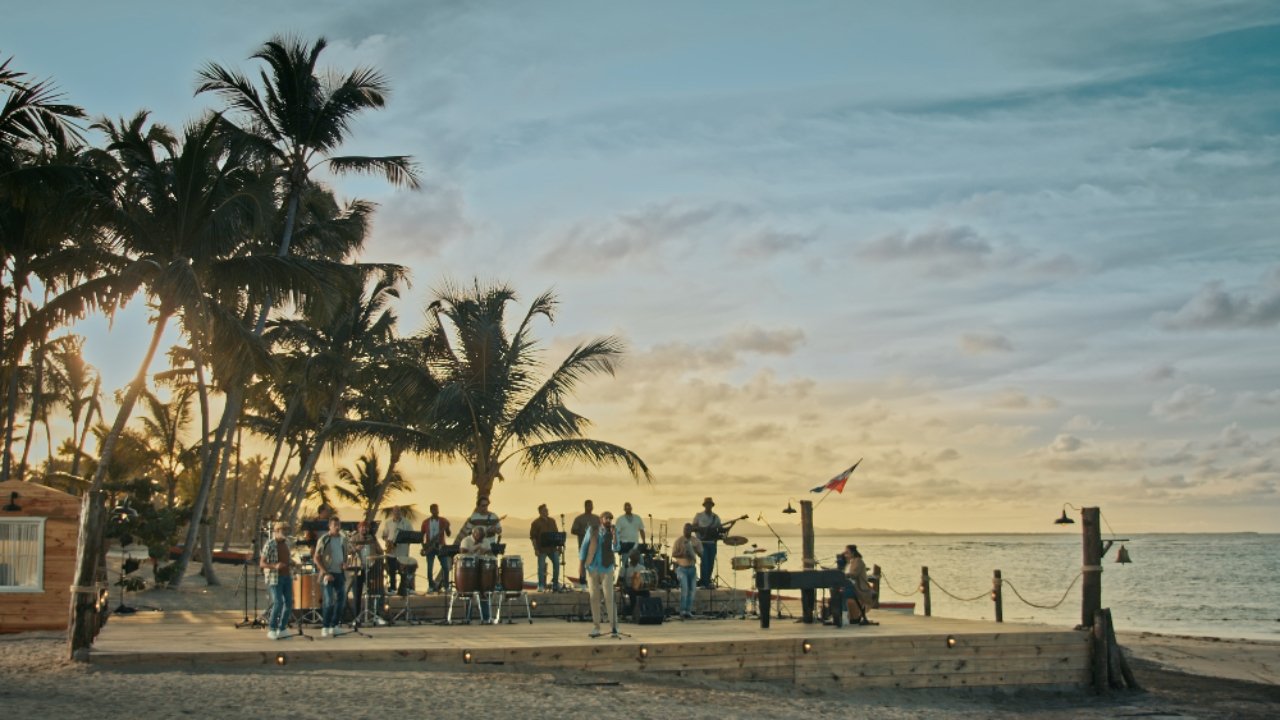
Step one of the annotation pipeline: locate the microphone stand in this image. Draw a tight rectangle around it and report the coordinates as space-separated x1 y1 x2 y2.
756 513 793 619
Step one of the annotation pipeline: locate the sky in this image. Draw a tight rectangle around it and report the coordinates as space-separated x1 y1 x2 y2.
7 1 1280 534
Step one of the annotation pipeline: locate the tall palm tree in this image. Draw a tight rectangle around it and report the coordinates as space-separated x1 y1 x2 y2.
137 386 197 510
421 281 652 505
191 35 420 535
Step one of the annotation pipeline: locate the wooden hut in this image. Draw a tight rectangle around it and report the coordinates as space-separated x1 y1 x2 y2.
0 480 80 632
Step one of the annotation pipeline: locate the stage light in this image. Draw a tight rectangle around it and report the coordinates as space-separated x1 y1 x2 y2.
462 650 473 664
946 635 957 648
801 640 812 654
275 654 287 666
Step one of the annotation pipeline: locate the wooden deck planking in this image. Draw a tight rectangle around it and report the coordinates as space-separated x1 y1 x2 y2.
89 608 1091 690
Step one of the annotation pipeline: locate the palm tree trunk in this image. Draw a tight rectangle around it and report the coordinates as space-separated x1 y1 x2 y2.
171 337 221 588
69 310 171 658
16 338 46 481
221 426 243 552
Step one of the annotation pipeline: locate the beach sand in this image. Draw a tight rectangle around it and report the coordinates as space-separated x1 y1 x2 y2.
2 562 1277 719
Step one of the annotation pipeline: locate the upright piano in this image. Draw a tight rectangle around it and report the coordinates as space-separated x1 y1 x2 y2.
755 569 846 628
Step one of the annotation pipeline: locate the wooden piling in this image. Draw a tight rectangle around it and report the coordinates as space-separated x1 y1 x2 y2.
993 569 1003 623
1081 507 1102 628
921 566 931 617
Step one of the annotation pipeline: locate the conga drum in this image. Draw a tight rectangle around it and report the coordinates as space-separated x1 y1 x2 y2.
630 568 657 591
499 556 524 591
455 556 479 593
478 557 498 592
366 557 385 596
292 570 320 610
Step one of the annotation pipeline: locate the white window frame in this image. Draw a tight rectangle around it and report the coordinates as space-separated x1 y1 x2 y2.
0 517 46 593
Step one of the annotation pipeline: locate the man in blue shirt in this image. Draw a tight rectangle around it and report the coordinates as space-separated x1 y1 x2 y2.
579 511 620 638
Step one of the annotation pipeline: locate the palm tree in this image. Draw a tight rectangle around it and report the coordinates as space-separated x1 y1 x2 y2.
191 35 420 534
421 281 652 505
333 449 413 522
137 386 197 510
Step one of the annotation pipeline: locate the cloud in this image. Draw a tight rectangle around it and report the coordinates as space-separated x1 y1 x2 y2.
1234 389 1280 408
1156 265 1280 330
858 225 992 271
723 327 806 356
1049 434 1084 453
371 181 473 259
1150 383 1216 421
987 389 1060 411
1141 363 1177 383
734 229 819 259
535 200 742 271
1062 414 1102 432
1140 474 1201 490
960 332 1014 355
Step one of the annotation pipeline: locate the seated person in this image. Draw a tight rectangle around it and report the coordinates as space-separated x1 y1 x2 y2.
460 526 495 556
837 544 876 626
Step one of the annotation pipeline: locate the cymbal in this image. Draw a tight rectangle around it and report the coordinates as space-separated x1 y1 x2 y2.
722 535 749 547
747 548 767 553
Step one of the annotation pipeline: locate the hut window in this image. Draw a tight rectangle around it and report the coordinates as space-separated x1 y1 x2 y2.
0 518 45 592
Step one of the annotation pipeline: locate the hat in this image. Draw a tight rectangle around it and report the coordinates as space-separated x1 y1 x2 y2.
703 497 715 506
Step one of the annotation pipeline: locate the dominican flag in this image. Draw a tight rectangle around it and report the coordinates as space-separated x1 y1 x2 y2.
811 459 862 494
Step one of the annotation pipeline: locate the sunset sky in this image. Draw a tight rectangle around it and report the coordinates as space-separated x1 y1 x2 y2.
8 1 1279 533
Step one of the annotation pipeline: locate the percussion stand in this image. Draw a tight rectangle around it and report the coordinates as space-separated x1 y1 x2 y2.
235 533 267 629
352 555 384 629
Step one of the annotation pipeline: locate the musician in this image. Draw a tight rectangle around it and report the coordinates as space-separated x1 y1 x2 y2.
529 504 561 592
671 523 703 619
348 519 381 622
420 504 452 592
838 544 876 626
569 499 597 590
313 516 353 637
579 511 620 638
379 505 413 594
693 497 722 589
460 497 502 539
260 521 294 640
616 502 646 546
460 525 495 555
301 503 333 546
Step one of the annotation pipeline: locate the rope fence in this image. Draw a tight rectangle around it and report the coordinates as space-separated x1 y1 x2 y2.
877 567 1084 612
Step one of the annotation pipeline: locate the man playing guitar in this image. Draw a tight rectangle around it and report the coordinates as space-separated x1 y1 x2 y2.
419 503 452 592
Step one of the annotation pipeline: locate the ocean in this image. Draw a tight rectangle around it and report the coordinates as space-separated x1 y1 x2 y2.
259 524 1278 641
712 533 1280 641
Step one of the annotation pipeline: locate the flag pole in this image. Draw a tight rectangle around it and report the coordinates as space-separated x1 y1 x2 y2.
814 487 836 509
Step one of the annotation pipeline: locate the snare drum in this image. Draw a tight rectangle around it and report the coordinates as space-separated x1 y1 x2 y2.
731 555 755 571
455 556 479 594
478 557 498 592
292 571 321 610
500 556 524 591
629 568 657 591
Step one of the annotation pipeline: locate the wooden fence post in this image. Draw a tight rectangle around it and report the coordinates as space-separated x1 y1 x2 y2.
921 566 931 617
993 569 1003 623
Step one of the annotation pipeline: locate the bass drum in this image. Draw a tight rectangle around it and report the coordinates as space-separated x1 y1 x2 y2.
500 556 524 591
292 571 321 610
455 556 479 594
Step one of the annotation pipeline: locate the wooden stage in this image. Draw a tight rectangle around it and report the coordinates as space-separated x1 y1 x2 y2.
89 589 1091 690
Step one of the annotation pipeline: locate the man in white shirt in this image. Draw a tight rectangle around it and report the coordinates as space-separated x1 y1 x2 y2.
460 526 495 556
615 502 646 549
379 505 413 594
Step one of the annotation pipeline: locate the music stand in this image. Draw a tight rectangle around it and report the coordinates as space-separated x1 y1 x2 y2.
539 531 567 592
389 530 424 624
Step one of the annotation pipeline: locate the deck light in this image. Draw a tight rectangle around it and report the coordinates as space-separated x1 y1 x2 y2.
801 640 812 654
946 635 957 648
638 646 648 659
463 650 473 664
275 654 287 665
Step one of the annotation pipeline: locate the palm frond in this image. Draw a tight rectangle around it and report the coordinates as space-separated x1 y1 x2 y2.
516 439 652 483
